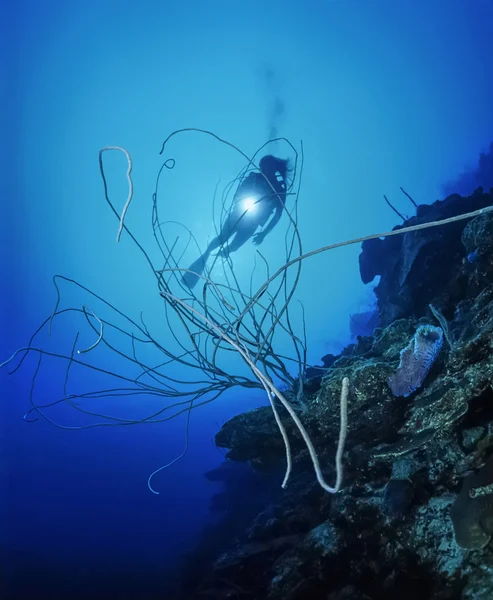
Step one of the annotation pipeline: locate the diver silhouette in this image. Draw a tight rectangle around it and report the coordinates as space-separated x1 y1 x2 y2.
183 155 291 289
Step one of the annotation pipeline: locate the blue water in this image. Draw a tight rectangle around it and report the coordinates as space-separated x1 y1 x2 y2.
2 0 493 597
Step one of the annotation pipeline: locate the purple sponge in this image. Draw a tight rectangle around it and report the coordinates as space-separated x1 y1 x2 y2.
388 325 443 397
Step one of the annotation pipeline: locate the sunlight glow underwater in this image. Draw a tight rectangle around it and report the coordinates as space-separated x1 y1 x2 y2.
242 196 258 213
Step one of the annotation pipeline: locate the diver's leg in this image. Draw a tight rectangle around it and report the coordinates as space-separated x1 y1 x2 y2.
220 221 258 256
206 228 228 253
183 215 236 288
206 213 239 253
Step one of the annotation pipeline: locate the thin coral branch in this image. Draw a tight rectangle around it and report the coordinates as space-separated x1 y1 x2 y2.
99 146 134 242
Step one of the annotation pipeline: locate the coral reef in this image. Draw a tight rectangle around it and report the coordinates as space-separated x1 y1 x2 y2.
174 188 493 600
359 188 493 327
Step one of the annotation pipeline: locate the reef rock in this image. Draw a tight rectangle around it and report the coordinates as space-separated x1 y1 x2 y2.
175 191 493 600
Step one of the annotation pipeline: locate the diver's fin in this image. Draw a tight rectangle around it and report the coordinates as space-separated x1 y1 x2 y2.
182 253 209 289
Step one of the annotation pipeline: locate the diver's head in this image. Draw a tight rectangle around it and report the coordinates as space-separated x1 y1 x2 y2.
259 155 292 182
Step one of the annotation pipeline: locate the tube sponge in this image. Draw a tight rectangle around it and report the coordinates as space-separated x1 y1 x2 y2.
388 325 443 397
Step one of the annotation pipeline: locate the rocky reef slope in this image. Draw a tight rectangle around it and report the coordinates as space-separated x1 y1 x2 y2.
176 188 493 600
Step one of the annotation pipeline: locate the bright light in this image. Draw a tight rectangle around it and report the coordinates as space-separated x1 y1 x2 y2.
242 196 257 213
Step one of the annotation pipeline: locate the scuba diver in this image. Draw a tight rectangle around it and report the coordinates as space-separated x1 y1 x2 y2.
182 155 291 289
